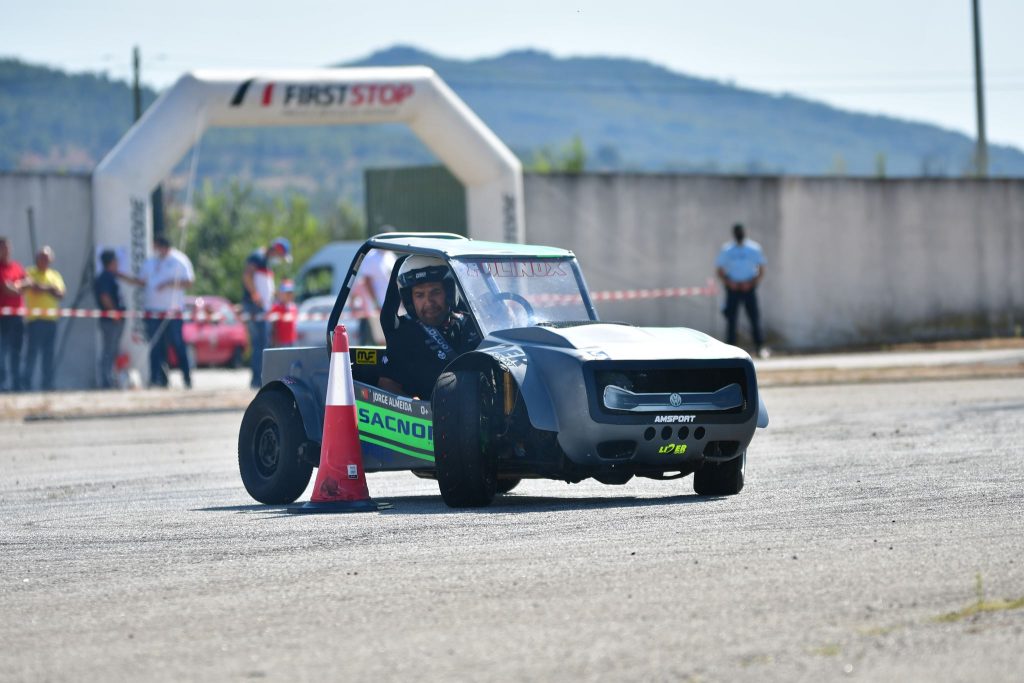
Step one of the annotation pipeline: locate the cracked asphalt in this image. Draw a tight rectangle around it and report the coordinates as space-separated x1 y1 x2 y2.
1 373 1023 681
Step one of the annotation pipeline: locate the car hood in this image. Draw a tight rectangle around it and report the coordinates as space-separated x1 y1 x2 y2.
485 322 750 362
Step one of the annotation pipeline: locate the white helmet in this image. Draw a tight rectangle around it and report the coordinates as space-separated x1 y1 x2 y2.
397 255 456 315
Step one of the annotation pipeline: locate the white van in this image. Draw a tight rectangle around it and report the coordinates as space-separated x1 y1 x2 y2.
294 241 363 304
294 240 396 346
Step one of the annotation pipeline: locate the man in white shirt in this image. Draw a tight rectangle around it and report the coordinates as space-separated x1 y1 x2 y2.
356 247 396 344
123 236 195 388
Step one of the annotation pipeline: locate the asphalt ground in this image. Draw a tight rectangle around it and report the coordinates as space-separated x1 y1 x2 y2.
1 346 1023 681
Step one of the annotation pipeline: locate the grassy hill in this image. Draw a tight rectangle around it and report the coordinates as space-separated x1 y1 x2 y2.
2 46 1022 203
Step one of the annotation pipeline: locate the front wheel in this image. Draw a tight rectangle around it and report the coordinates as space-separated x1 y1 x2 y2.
238 390 313 504
693 450 746 496
433 370 498 508
496 478 521 494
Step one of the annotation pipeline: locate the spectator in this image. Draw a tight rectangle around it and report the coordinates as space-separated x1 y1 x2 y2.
270 279 298 348
716 223 769 359
121 236 194 388
357 247 396 344
0 236 27 391
21 246 65 391
242 237 291 389
94 249 126 389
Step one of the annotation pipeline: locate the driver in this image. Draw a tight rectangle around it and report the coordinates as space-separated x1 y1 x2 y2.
378 255 481 398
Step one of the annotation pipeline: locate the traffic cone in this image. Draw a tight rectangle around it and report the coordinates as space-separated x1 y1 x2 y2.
289 325 389 513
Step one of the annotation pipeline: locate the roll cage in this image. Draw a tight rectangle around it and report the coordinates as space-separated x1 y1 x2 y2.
325 233 598 349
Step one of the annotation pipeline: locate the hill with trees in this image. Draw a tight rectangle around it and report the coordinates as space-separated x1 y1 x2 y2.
2 46 1023 202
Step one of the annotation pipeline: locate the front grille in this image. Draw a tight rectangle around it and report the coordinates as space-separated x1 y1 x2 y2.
587 360 753 422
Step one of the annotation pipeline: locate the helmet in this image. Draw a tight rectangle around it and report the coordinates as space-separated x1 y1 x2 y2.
397 255 456 318
269 237 292 263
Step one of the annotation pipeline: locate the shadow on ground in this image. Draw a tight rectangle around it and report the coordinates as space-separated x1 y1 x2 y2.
196 491 724 517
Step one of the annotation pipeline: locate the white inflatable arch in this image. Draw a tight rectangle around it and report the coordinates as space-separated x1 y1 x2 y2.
94 67 523 256
92 66 523 383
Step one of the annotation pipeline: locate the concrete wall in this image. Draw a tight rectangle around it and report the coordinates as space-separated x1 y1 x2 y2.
525 174 1024 349
3 171 1022 391
0 172 97 388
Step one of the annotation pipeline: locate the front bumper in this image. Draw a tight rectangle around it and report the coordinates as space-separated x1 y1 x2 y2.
554 358 759 468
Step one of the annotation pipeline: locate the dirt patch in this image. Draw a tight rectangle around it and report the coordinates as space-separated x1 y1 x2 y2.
759 361 1024 387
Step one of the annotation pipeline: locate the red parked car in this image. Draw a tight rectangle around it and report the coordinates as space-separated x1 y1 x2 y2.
168 296 249 369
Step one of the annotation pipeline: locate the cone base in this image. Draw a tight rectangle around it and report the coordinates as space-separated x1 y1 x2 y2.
287 499 391 514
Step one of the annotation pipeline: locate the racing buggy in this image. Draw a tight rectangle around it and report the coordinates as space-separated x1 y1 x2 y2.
238 233 768 508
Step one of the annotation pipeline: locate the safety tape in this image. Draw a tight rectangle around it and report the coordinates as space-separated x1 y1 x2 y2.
0 306 325 323
0 279 718 322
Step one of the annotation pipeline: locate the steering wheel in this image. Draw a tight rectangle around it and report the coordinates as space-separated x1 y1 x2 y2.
494 291 536 326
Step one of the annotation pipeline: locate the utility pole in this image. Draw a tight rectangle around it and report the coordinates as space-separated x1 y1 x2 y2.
132 46 142 120
132 46 166 237
972 0 989 177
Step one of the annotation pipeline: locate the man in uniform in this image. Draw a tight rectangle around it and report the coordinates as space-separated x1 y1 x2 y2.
378 255 480 398
716 223 769 358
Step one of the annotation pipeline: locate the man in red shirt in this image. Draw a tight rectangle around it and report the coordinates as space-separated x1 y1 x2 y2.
0 236 27 391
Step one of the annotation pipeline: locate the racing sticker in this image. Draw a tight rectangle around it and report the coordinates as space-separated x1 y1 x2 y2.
354 383 434 462
355 349 379 365
658 444 688 455
489 345 527 371
467 260 568 278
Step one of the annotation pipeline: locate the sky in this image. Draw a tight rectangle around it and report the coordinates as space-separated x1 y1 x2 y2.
3 0 1023 151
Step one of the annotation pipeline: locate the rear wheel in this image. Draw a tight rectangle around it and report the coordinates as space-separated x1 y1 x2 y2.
693 450 746 496
238 390 313 504
433 370 498 508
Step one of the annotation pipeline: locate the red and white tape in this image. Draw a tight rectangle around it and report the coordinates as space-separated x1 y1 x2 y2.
0 306 331 322
0 279 718 322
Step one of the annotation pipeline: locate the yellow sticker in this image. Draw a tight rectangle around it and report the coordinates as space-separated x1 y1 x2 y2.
355 349 379 365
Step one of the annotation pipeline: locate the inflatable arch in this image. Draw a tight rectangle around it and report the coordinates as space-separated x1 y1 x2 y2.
92 66 524 383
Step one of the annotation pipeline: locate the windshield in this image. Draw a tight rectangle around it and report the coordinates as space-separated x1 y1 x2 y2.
451 257 596 336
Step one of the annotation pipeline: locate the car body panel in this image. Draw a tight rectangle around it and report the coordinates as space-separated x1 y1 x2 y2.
294 295 362 348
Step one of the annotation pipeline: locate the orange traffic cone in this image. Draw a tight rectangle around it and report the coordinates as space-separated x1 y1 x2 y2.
289 325 389 513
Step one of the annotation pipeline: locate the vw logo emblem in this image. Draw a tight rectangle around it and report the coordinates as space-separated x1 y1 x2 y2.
669 393 682 407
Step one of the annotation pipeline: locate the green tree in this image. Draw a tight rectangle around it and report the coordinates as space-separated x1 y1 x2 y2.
165 182 365 301
527 135 587 174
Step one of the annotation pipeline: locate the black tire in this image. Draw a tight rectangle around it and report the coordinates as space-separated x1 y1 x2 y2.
693 450 746 496
238 390 313 504
496 478 521 494
433 370 498 508
228 345 244 369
